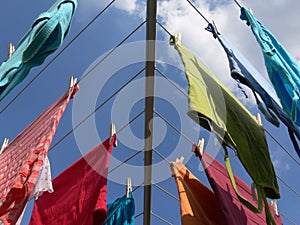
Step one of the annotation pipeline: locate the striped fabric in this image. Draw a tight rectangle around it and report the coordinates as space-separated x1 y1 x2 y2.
0 84 78 225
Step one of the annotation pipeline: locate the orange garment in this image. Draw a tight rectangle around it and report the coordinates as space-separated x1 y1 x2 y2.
170 161 224 225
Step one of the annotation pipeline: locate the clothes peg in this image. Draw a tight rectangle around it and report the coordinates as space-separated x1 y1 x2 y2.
251 182 258 202
7 43 15 59
176 156 184 163
68 76 77 94
191 138 204 156
176 33 182 46
257 113 262 125
271 199 279 216
126 177 132 198
169 33 181 46
109 123 117 147
0 138 9 154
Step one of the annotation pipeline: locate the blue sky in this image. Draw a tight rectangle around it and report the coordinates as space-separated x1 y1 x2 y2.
0 0 299 224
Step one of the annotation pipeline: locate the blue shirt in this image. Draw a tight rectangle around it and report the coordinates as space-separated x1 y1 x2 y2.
206 22 300 157
240 7 300 127
104 192 135 225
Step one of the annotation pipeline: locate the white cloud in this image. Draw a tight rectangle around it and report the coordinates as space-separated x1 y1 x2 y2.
78 0 145 19
114 0 137 14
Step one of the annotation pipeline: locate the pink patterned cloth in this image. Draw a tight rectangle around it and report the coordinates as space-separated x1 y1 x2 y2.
0 84 78 225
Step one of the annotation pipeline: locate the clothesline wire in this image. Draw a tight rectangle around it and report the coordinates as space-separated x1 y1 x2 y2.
153 183 179 201
108 147 143 174
154 110 194 145
233 0 242 9
151 211 173 225
278 211 297 225
134 212 144 219
0 0 118 115
153 148 172 165
133 181 144 193
156 21 172 37
276 175 300 198
78 21 146 83
158 64 300 166
265 129 300 166
186 0 210 24
157 67 300 201
49 68 145 151
184 0 300 166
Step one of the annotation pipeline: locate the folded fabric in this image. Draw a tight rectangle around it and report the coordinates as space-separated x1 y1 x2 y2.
171 37 279 209
0 84 78 225
206 22 300 157
103 191 135 225
0 0 77 101
30 155 54 200
240 7 300 126
29 135 116 225
196 147 282 225
170 160 224 225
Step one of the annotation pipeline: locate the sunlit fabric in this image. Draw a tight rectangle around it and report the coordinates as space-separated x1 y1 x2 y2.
0 84 78 225
240 7 300 127
29 135 116 225
206 22 300 157
0 0 77 101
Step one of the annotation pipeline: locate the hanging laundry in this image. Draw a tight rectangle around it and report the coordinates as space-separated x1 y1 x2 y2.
15 155 54 225
29 135 116 225
206 22 300 157
0 84 78 225
103 191 135 225
30 155 54 200
170 36 280 208
194 146 282 225
240 7 300 127
170 160 224 225
0 0 77 101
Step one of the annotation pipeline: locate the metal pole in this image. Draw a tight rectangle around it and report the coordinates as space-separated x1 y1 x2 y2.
144 0 157 224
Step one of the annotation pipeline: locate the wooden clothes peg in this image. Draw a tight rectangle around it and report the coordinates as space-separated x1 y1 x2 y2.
7 43 15 59
257 113 262 125
191 138 205 156
169 33 182 46
271 199 279 216
68 76 77 94
126 177 132 198
0 138 9 154
109 123 117 147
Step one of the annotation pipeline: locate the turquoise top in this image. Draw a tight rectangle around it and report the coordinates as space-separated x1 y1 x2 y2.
0 0 77 101
103 192 135 225
240 7 300 126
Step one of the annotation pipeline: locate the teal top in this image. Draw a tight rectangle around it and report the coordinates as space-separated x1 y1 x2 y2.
241 7 300 126
103 192 135 225
0 0 77 101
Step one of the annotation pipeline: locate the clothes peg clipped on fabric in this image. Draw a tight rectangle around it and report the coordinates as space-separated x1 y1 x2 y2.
176 156 184 163
7 43 15 59
110 123 117 147
68 76 77 94
271 199 279 216
169 33 182 46
0 138 9 154
191 138 205 156
257 113 262 125
126 177 132 198
251 182 258 202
